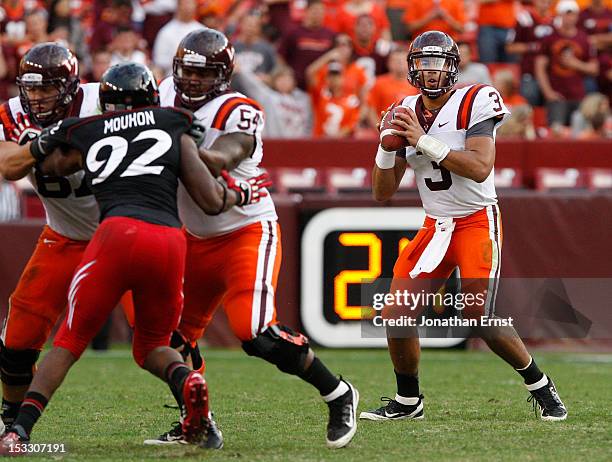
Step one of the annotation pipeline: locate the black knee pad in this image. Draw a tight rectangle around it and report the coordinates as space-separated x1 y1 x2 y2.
242 324 309 375
170 331 203 371
0 341 40 386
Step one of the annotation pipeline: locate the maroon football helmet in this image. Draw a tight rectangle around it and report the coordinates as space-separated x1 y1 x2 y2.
17 42 80 126
407 31 460 99
173 28 235 108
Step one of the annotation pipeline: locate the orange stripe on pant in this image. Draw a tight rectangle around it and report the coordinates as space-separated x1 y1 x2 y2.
391 205 502 319
179 221 281 342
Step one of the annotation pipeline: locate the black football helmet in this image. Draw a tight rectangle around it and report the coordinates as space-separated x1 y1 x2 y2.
17 42 80 126
407 31 460 99
99 63 159 112
173 28 235 107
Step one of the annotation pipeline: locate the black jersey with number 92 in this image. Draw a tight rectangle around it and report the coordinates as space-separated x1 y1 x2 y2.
46 107 193 228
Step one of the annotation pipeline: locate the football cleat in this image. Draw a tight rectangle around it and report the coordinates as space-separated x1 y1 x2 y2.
326 380 359 449
143 421 186 445
143 412 223 448
359 395 424 421
527 377 567 421
181 371 210 444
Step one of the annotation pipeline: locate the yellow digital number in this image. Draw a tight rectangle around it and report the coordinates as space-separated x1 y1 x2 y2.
334 233 382 320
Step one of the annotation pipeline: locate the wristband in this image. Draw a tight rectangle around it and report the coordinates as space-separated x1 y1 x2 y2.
375 145 396 169
416 135 450 163
29 139 47 163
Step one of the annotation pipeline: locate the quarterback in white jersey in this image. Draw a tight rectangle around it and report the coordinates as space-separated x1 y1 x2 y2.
148 28 358 450
361 31 567 423
0 43 102 430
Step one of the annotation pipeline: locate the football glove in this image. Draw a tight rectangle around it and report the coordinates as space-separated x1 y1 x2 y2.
221 170 272 206
29 121 63 162
10 113 41 146
187 120 206 147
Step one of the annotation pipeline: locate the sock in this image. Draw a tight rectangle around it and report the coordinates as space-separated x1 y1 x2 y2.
1 398 22 426
164 361 191 412
515 357 545 387
12 391 48 436
395 370 419 398
298 357 341 397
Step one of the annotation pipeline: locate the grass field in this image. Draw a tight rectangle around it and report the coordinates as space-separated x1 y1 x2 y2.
23 348 611 461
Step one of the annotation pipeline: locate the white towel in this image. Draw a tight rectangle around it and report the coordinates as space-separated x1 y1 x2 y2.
409 217 455 279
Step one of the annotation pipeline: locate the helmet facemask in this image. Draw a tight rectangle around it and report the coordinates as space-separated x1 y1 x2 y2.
17 73 78 126
173 54 230 108
408 50 459 99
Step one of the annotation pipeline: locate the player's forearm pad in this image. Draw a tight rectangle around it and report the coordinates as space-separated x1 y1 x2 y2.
416 135 450 163
375 145 396 169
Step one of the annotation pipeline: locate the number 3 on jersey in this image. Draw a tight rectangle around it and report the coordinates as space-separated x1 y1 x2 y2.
87 129 171 185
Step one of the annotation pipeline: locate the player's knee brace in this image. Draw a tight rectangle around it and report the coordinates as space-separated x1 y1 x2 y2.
0 341 40 386
242 324 310 375
170 331 204 372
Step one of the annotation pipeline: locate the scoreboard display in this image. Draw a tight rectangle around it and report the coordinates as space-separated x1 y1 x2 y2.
301 207 464 348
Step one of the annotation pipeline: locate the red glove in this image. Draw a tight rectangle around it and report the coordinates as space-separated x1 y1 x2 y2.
10 113 41 145
221 170 272 206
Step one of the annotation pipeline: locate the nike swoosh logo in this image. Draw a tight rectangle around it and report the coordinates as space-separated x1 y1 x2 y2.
384 411 400 418
43 239 57 245
438 121 449 128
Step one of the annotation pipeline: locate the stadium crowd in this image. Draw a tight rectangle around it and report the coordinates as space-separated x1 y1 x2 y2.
0 0 611 217
0 0 610 139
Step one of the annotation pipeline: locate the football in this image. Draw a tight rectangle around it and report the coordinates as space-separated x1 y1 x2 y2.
380 106 410 151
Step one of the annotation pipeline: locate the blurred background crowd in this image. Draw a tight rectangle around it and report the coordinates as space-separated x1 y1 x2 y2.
0 0 610 142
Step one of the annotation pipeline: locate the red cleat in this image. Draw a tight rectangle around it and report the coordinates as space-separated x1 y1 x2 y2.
180 371 210 445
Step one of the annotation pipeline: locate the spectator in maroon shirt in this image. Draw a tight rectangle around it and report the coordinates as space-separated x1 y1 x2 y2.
535 0 599 127
89 0 133 53
506 0 554 106
352 14 390 78
278 0 336 89
579 0 612 52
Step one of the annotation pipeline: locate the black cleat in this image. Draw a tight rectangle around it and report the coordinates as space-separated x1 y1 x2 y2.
201 412 223 449
143 421 186 445
144 412 223 449
527 377 567 421
359 395 424 421
326 380 359 449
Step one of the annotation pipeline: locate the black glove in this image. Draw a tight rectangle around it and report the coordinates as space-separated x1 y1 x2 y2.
29 122 63 162
187 120 206 147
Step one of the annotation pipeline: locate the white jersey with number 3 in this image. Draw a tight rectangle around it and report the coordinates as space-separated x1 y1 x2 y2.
159 77 277 237
398 84 510 218
0 83 101 240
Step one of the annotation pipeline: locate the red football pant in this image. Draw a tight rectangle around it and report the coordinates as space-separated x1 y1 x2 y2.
54 217 186 367
179 221 281 342
391 205 502 319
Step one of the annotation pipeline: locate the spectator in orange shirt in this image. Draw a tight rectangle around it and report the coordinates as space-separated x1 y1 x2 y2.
309 61 361 137
477 0 517 62
366 48 418 128
306 33 369 102
336 0 391 42
402 0 465 41
494 68 528 108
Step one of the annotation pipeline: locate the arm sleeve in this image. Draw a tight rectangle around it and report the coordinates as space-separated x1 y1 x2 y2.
466 117 496 138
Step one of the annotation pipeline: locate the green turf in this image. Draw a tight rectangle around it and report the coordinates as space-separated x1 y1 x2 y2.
22 348 611 461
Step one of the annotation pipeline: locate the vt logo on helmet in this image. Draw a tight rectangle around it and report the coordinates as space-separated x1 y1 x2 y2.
407 31 460 99
173 28 235 108
17 42 80 127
